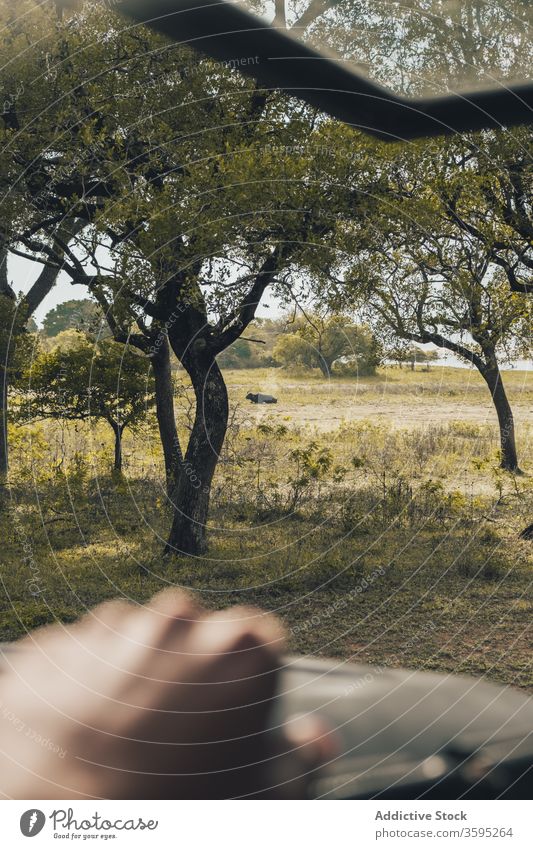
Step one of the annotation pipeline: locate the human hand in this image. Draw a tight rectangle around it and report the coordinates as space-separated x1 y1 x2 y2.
0 591 333 799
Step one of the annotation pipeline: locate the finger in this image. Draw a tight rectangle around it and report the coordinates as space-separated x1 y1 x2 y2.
84 599 135 630
197 605 285 663
124 590 202 654
145 588 201 622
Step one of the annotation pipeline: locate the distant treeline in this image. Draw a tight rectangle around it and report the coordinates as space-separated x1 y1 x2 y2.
39 301 439 375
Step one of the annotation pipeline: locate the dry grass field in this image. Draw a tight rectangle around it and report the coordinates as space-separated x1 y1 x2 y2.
227 364 533 429
1 365 532 690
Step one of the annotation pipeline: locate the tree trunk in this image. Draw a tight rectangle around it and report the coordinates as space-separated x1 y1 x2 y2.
317 356 334 378
1 245 12 497
480 364 520 472
0 371 8 488
110 421 125 473
151 338 183 497
165 343 229 557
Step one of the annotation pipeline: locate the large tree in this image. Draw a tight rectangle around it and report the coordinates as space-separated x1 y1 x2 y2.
362 253 528 471
315 134 532 472
16 1 379 556
0 0 189 498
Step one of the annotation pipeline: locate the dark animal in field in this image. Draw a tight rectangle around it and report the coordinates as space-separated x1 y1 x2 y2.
246 392 278 405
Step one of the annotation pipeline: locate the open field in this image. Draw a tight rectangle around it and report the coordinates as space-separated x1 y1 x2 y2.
1 366 532 690
226 364 533 430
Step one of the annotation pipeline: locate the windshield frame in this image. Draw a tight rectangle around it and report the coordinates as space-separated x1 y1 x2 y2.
116 0 533 140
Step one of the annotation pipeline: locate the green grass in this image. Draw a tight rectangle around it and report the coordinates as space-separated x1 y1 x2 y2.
1 366 532 691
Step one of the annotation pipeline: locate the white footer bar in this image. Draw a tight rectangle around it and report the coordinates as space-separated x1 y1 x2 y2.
1 800 530 848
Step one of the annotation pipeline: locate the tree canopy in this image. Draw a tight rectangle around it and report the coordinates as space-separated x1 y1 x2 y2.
16 337 155 472
2 0 532 546
273 314 381 376
42 299 103 338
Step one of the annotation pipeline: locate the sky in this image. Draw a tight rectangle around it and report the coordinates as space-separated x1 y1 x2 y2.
12 253 89 326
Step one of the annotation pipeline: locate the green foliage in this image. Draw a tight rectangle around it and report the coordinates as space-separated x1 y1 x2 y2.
1 0 531 564
216 338 272 370
42 300 103 338
42 328 96 352
286 442 334 510
273 333 313 370
18 337 154 427
273 315 381 376
15 337 155 471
